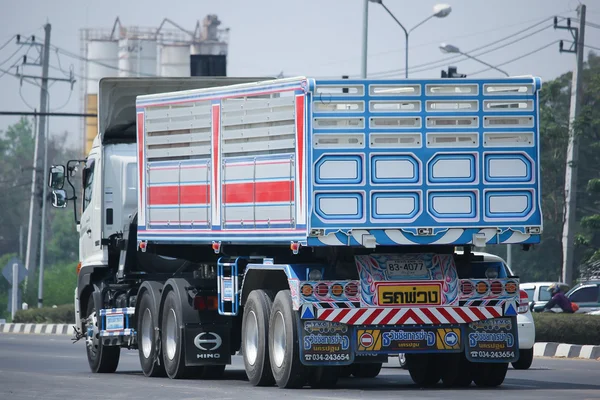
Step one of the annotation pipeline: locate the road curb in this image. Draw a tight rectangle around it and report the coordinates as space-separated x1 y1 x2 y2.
0 323 72 336
534 342 600 360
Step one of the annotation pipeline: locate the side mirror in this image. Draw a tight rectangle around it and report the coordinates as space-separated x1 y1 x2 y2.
51 189 68 208
48 165 66 189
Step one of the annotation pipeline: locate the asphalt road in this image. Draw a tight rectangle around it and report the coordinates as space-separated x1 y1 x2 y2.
1 334 599 400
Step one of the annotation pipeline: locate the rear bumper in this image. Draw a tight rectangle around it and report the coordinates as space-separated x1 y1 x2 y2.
517 312 535 349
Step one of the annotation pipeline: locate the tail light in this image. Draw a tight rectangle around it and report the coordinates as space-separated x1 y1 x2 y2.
518 289 529 314
194 295 218 311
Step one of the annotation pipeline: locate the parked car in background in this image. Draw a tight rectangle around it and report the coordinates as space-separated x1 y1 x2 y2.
397 251 535 370
521 282 569 312
565 281 600 313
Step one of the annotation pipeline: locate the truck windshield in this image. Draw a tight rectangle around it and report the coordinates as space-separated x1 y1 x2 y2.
470 261 509 279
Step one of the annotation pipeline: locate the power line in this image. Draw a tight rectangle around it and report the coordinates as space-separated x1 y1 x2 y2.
467 40 559 76
584 44 600 51
314 10 575 69
369 20 560 78
0 35 16 52
51 44 157 77
365 18 562 78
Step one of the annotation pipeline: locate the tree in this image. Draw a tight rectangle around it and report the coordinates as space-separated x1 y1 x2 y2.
0 118 79 316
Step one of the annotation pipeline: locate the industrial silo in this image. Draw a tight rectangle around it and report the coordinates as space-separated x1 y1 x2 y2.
84 39 119 154
118 38 158 77
158 43 190 77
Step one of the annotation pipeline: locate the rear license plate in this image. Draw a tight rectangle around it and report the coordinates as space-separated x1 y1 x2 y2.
105 313 124 331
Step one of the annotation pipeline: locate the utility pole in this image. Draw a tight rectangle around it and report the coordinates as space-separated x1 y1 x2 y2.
361 0 369 78
555 5 586 286
23 24 51 300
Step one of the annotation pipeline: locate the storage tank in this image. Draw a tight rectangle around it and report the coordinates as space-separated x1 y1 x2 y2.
118 38 157 77
190 41 228 56
86 40 119 94
85 39 118 154
158 43 190 77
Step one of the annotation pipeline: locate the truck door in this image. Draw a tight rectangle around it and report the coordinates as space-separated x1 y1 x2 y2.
79 153 103 266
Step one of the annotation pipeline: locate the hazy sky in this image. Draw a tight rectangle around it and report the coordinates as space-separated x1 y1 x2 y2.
0 0 598 151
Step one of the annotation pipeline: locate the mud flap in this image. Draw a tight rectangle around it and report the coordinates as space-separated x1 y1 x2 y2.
299 320 354 366
465 317 519 363
184 324 231 366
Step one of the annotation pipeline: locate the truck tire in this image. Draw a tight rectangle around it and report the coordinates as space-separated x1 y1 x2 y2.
351 362 383 378
512 348 533 370
472 362 508 387
85 293 120 373
406 354 441 387
440 353 472 387
242 290 275 386
268 290 307 388
137 290 166 377
308 366 339 388
161 290 197 379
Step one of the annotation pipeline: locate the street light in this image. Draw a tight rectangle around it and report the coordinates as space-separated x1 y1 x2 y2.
439 43 510 77
369 1 452 78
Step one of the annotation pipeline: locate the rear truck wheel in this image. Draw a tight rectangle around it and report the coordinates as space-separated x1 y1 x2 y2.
406 354 441 387
85 292 120 373
138 290 166 377
440 353 472 387
268 290 307 388
307 366 339 388
339 365 353 378
351 362 383 378
512 348 534 370
161 290 199 379
398 353 407 369
472 362 509 387
242 290 275 386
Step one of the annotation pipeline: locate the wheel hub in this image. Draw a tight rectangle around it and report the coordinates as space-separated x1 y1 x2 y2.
141 308 153 359
272 311 286 368
244 310 259 366
165 308 177 361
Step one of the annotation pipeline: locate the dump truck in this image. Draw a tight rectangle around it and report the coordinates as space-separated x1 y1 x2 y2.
49 75 542 388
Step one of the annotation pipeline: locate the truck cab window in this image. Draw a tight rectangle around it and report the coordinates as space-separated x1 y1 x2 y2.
83 159 95 210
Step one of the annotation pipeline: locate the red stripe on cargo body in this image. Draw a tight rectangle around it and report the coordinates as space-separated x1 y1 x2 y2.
212 104 220 221
223 181 294 204
148 185 210 205
420 308 441 325
295 95 304 213
137 112 144 220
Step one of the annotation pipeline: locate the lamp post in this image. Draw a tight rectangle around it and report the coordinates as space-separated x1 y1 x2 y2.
439 43 510 76
369 1 451 78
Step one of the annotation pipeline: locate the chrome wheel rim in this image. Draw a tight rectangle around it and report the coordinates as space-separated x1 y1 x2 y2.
272 311 286 368
165 308 177 361
141 308 153 359
245 310 259 366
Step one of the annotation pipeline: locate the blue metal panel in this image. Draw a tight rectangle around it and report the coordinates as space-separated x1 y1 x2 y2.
308 77 542 245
